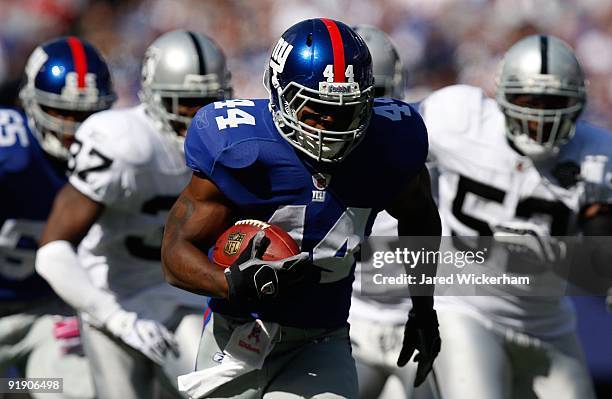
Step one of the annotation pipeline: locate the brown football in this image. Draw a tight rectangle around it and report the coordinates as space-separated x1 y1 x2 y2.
211 220 300 268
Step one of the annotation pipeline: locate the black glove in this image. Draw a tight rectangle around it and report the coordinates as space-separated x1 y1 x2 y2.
224 231 310 303
397 309 441 387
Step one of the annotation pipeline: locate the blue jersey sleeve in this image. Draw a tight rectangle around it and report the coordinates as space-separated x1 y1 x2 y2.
385 102 429 178
0 109 34 179
360 99 429 208
0 108 62 302
185 101 262 206
184 99 305 209
184 103 262 174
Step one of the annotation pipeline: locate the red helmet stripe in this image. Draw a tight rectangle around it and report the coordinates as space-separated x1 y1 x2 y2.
320 19 345 83
67 37 87 88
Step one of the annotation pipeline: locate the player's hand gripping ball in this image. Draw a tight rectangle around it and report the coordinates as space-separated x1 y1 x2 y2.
212 220 310 302
212 220 300 268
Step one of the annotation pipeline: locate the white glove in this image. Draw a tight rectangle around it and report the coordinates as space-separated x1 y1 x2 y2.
491 220 566 263
105 310 179 365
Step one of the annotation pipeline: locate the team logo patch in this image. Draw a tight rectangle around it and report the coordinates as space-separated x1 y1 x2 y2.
224 232 246 256
269 37 293 88
312 191 326 202
312 173 331 190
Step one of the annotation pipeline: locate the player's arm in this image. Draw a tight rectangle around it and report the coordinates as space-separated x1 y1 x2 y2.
35 123 179 364
385 166 442 386
162 172 310 302
161 173 233 298
36 184 178 363
386 166 441 304
35 120 121 326
35 183 123 323
40 184 103 245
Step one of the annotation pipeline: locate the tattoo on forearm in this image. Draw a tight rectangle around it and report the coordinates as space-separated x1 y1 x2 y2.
164 195 195 257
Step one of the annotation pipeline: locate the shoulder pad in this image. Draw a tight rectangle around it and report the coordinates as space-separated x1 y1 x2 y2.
75 107 154 166
184 99 272 174
420 84 487 136
69 108 145 204
355 100 428 201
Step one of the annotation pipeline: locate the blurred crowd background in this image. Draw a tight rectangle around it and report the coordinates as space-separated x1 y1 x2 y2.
0 0 611 394
1 0 612 128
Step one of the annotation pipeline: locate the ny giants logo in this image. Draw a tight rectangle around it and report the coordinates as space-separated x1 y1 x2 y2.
269 38 293 89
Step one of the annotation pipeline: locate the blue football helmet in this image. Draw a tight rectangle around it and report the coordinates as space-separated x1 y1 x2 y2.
265 18 374 162
20 37 116 160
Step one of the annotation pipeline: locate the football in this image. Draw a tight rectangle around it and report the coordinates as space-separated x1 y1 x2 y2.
211 220 300 268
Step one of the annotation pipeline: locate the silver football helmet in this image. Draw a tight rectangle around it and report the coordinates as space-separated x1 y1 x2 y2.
496 35 586 160
353 25 404 98
140 30 232 139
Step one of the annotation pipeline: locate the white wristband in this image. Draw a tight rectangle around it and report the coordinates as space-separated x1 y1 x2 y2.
36 240 121 326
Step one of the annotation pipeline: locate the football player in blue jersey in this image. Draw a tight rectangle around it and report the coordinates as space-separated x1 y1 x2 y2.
162 18 441 398
0 36 115 398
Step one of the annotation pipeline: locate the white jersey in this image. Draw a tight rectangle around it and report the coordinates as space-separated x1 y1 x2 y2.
421 84 612 337
69 105 203 316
